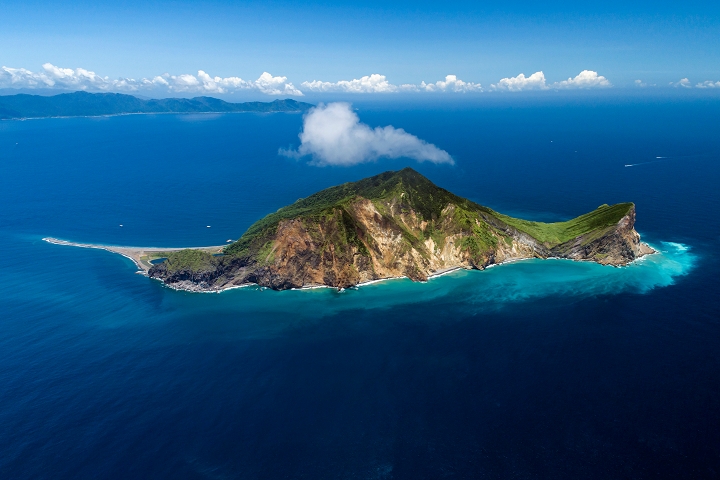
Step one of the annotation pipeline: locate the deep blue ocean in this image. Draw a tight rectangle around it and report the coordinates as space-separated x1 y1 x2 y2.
1 97 719 479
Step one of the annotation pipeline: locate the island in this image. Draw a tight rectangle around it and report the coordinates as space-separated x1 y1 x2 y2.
138 168 654 292
0 91 313 120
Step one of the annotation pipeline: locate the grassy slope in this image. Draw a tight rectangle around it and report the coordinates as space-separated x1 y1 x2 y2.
162 249 219 273
497 203 633 246
224 168 489 256
224 168 633 257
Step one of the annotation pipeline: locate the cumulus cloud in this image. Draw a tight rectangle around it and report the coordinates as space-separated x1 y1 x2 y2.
634 79 658 88
301 74 398 93
696 80 720 88
671 78 691 88
301 74 482 93
0 64 115 90
667 78 720 89
0 64 303 96
553 70 611 89
490 71 549 91
417 75 482 92
253 72 303 95
490 70 611 91
280 102 453 166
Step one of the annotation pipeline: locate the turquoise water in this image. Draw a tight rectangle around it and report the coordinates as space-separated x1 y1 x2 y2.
144 241 695 318
1 101 719 478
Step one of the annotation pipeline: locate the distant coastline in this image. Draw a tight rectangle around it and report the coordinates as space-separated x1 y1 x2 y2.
0 91 313 120
4 110 307 122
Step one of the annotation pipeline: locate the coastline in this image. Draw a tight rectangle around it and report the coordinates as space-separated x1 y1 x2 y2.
2 110 305 122
44 237 658 294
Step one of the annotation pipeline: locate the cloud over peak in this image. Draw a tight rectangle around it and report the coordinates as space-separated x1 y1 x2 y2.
280 102 453 166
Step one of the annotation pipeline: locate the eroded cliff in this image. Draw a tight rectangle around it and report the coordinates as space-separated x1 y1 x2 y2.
149 168 654 291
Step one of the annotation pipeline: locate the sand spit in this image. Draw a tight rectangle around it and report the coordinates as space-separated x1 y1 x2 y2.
42 237 225 273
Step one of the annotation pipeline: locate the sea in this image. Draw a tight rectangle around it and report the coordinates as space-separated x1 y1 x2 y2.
1 96 719 479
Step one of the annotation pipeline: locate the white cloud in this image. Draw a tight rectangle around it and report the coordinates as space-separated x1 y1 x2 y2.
418 75 482 93
0 64 115 90
634 79 657 88
490 71 549 91
668 78 720 89
302 74 482 93
696 80 720 88
671 78 691 88
0 64 303 96
254 72 304 96
553 70 611 89
279 102 453 166
491 70 611 91
301 74 398 93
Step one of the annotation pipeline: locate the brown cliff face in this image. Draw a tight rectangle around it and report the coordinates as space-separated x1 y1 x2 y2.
150 200 653 292
549 205 655 266
148 169 655 291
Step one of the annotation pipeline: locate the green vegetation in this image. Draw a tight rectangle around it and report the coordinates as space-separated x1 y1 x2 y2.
450 206 499 261
162 249 219 273
225 168 489 256
223 168 634 263
0 91 313 120
497 202 634 246
146 168 641 291
340 208 370 256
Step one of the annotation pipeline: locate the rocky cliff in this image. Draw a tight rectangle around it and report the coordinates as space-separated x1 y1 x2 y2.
149 168 654 291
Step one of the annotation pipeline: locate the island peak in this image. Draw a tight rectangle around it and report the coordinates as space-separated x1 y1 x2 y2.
148 169 655 292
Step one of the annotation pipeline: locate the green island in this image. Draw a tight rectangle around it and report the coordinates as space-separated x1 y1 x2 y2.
0 91 313 120
147 168 654 292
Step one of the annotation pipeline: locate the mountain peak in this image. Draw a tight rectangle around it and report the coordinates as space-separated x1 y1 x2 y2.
151 169 652 291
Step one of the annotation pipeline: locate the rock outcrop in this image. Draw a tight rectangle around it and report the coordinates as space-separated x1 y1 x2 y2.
149 168 655 291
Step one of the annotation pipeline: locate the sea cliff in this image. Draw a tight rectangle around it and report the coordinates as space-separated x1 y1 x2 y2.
149 168 655 291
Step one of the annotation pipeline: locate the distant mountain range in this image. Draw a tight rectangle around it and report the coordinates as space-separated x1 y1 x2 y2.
0 91 314 119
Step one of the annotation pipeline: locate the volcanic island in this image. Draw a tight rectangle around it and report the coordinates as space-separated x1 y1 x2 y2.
46 168 655 292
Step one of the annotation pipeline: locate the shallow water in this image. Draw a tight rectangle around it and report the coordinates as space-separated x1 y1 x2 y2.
1 100 719 478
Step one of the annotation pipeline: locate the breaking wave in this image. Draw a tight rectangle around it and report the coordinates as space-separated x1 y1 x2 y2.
192 241 696 318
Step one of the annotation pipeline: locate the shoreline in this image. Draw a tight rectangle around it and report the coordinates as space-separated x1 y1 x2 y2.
45 237 659 294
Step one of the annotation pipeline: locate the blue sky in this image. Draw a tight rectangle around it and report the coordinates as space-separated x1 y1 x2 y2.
1 0 719 97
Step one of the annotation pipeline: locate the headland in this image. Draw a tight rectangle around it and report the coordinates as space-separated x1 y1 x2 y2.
45 169 656 293
42 238 225 273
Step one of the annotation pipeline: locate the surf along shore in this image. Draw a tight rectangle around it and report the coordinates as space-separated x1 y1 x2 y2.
43 238 475 292
43 237 659 294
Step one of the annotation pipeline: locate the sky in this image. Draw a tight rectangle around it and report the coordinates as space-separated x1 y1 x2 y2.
1 0 720 98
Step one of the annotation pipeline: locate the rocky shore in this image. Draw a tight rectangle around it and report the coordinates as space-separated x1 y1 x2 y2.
147 169 656 292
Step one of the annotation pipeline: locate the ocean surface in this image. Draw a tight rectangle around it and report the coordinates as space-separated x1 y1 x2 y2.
1 98 719 479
